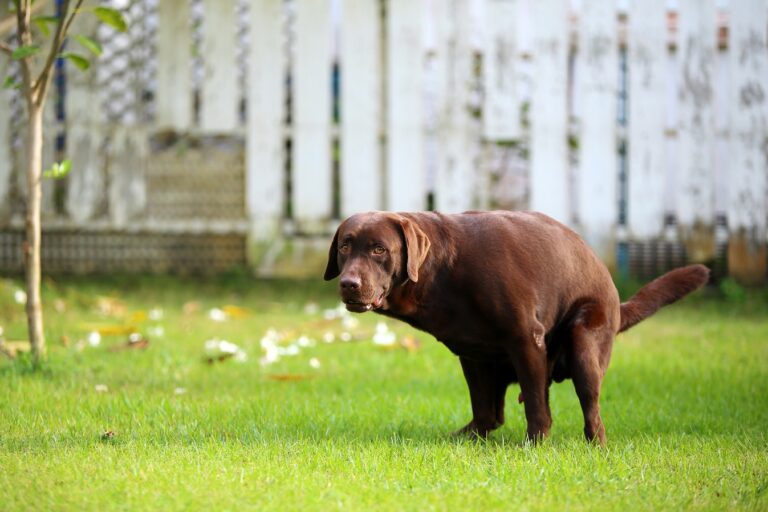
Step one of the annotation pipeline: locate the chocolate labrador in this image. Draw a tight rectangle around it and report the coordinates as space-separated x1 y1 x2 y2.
324 211 709 444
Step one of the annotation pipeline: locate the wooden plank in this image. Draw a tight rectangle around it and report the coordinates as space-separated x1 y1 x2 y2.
576 0 618 263
292 0 332 229
627 0 667 239
65 0 104 224
529 0 570 223
246 0 286 238
435 0 476 213
727 0 768 283
340 0 382 216
0 0 12 222
156 0 193 131
676 0 717 262
387 0 425 212
482 0 521 141
200 0 238 132
108 127 148 227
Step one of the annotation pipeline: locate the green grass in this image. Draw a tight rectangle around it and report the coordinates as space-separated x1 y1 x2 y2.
0 275 766 511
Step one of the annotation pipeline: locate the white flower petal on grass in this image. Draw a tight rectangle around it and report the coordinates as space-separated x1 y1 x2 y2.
174 387 187 395
309 357 321 369
94 384 108 393
373 322 396 346
234 350 248 363
148 326 165 338
304 302 320 315
218 340 240 355
322 332 335 343
128 332 144 344
277 344 300 356
13 289 26 305
342 315 359 330
208 308 227 322
340 332 352 342
149 308 164 321
87 331 102 347
260 343 280 366
297 335 316 347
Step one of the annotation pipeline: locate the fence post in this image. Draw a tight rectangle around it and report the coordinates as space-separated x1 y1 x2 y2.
387 0 425 211
246 0 285 240
156 0 193 131
576 0 618 267
529 0 570 224
65 0 105 224
434 0 477 213
727 0 768 284
483 0 521 142
627 0 667 240
0 0 11 222
200 0 238 132
292 0 332 231
340 0 382 217
677 0 717 262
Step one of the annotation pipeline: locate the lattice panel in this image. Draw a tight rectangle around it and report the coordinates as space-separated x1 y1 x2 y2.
0 230 245 274
145 140 245 220
97 0 158 124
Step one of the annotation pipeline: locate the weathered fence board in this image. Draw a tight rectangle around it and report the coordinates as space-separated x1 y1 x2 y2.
576 0 618 264
246 0 285 238
156 0 193 131
676 0 717 262
529 0 569 224
627 0 667 239
108 127 148 227
200 0 238 132
293 0 333 230
482 0 521 141
727 0 768 283
65 1 105 224
387 0 425 211
0 0 12 222
340 0 382 216
435 0 477 213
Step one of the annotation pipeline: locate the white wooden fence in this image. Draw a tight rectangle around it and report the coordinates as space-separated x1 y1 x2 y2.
0 0 766 281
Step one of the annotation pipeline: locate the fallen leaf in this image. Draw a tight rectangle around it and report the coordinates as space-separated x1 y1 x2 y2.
400 335 421 353
266 374 312 382
101 430 115 440
222 305 248 318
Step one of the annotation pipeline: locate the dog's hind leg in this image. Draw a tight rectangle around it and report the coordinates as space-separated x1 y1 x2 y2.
569 323 613 445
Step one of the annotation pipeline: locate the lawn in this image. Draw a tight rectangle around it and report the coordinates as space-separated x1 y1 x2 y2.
0 274 766 511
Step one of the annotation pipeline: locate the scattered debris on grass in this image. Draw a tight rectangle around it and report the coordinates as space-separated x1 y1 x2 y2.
0 339 31 359
100 430 115 440
94 384 109 393
266 374 311 382
204 338 247 363
110 333 150 352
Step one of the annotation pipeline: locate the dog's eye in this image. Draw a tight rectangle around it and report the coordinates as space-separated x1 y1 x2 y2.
372 246 386 255
339 243 351 254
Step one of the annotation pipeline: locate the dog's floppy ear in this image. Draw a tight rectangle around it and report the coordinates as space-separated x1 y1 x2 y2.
323 227 341 281
399 217 431 283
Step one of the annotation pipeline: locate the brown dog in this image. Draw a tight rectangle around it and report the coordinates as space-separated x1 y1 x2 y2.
324 211 709 444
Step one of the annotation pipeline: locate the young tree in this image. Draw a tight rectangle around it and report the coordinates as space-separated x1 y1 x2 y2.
0 0 125 365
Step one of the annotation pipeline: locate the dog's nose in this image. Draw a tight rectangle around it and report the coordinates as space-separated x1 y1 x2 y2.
340 276 361 291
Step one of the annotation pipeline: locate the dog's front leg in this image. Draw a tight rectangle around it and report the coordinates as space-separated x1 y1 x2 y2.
452 357 508 438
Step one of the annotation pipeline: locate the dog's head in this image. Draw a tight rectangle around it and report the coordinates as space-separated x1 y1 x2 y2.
324 212 431 313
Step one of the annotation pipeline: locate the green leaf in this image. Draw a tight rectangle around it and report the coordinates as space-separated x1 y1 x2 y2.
43 160 72 179
93 7 127 32
11 45 41 60
61 52 90 71
32 15 60 38
72 34 102 56
2 76 21 90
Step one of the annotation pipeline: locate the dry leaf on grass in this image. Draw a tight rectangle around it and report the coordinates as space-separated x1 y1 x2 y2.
266 374 312 382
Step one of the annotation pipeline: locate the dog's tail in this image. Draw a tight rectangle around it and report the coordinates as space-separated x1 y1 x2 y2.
618 264 710 333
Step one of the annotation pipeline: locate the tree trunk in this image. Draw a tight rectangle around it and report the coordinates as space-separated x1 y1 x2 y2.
25 103 45 363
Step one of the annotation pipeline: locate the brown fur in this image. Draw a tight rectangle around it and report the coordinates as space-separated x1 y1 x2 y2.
324 211 709 444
